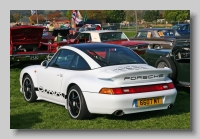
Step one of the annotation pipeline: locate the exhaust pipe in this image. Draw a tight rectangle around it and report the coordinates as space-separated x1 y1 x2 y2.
167 104 173 109
113 110 124 116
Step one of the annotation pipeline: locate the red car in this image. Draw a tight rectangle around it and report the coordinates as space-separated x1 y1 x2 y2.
70 30 149 55
10 25 59 64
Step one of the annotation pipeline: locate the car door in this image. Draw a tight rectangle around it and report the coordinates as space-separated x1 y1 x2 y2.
37 49 76 104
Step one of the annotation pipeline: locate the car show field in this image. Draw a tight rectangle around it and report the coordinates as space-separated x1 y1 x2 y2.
10 10 191 129
10 63 190 129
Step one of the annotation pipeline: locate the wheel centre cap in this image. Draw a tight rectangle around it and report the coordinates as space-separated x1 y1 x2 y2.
73 101 75 106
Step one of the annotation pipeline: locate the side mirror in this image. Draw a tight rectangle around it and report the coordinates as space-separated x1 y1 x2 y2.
41 60 48 67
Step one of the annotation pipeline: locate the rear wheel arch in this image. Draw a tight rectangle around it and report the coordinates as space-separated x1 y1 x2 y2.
66 83 77 99
153 44 161 49
155 57 177 81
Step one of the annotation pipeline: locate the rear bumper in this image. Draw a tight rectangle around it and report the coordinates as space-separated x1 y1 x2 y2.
10 53 53 62
83 88 177 115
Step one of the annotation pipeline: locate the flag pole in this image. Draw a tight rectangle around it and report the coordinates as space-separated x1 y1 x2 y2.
74 10 76 28
36 10 38 24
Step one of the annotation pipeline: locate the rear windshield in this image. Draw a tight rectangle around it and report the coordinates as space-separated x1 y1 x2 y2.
82 46 146 67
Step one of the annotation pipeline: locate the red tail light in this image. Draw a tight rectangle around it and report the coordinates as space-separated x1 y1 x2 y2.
99 82 175 95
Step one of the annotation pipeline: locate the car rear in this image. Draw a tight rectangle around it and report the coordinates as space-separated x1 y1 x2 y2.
83 64 177 115
70 43 177 115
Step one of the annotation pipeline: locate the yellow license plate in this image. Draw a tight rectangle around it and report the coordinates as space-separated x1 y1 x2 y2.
137 97 162 107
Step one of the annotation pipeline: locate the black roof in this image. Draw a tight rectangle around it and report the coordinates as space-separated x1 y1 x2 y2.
69 43 123 50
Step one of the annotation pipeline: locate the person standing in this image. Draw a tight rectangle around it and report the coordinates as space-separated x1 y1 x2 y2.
54 33 63 42
49 23 54 31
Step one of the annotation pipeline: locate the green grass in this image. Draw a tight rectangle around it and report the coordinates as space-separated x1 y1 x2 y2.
10 63 190 129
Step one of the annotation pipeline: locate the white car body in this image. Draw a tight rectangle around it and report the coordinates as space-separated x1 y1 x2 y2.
19 43 177 119
73 30 149 53
77 30 130 42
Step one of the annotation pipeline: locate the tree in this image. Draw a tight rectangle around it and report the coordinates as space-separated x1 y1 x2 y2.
66 10 72 20
29 14 45 24
12 13 21 22
10 15 15 23
125 10 145 23
143 10 161 22
46 11 62 21
163 10 190 22
104 10 126 23
79 10 107 23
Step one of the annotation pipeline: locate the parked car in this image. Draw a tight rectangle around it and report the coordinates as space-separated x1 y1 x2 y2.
41 28 72 50
145 39 190 87
19 43 177 120
10 25 58 64
130 28 190 49
171 24 190 36
70 30 149 55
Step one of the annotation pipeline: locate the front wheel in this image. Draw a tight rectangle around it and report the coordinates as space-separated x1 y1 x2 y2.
22 74 37 102
67 85 92 120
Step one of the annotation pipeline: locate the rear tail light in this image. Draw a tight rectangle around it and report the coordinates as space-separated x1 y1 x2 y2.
99 82 175 95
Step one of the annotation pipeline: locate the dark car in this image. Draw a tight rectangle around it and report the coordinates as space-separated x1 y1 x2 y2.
130 28 190 49
171 24 190 36
144 39 190 87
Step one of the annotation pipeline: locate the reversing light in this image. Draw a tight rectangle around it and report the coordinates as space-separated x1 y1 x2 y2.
99 82 175 95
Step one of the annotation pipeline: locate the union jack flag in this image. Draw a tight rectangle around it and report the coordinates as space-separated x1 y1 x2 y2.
71 10 82 25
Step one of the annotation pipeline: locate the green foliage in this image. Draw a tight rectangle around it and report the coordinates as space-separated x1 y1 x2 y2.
10 15 15 23
83 10 87 22
163 10 190 21
143 10 161 22
66 10 72 20
105 10 126 23
125 10 145 23
79 10 106 23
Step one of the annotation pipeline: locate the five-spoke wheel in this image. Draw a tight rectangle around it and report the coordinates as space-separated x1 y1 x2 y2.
67 85 92 120
22 75 37 102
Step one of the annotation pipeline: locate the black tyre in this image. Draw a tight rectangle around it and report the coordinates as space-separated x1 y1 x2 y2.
155 57 177 81
22 74 37 102
67 85 92 120
153 45 161 49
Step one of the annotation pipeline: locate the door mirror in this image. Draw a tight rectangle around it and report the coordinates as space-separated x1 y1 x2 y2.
41 60 48 67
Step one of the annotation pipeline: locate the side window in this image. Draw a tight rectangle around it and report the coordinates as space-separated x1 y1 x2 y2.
69 54 91 70
48 50 61 66
182 26 186 30
78 33 90 43
136 31 148 38
49 49 76 69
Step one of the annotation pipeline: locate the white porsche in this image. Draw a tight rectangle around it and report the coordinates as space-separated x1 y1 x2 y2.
19 43 177 120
